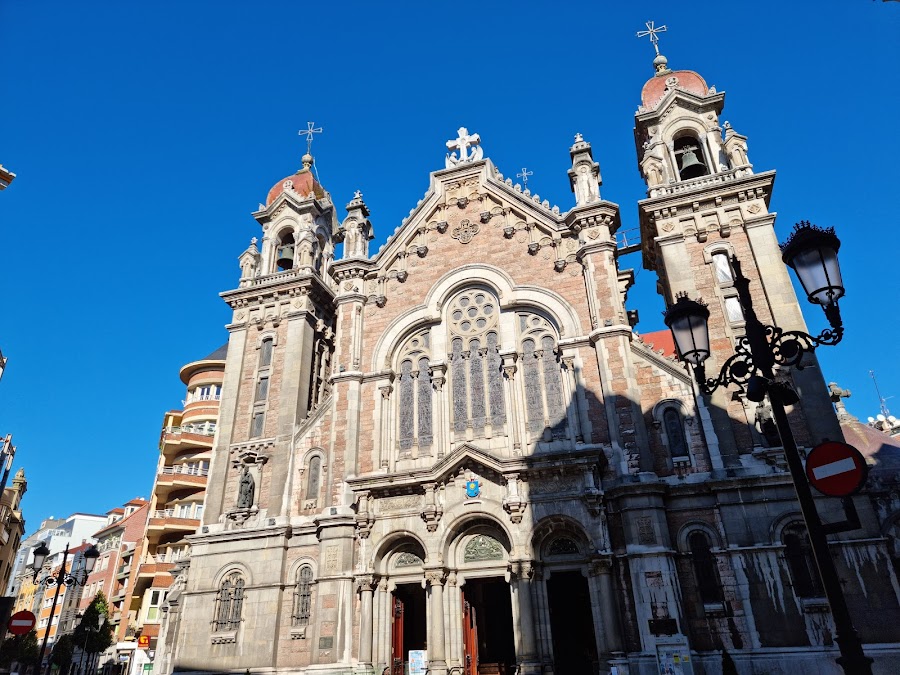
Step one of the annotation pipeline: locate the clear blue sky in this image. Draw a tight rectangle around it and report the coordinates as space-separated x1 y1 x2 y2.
1 1 898 537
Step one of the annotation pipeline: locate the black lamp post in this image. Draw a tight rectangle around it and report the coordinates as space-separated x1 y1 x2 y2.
78 611 106 675
30 542 99 675
663 221 872 675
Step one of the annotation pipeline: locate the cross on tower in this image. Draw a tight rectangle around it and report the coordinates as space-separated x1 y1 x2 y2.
636 20 667 56
516 167 533 187
299 121 323 155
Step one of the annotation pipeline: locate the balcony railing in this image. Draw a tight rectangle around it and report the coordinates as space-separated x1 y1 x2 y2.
160 465 209 477
183 394 221 405
151 509 201 520
162 422 217 437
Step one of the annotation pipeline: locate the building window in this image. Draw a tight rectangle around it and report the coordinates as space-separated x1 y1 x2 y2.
260 338 273 367
146 590 165 622
447 290 505 438
251 411 265 438
213 572 245 631
292 565 314 626
783 524 824 598
663 407 689 460
518 313 566 442
306 456 321 502
395 331 434 457
256 376 269 401
711 252 734 285
688 531 723 603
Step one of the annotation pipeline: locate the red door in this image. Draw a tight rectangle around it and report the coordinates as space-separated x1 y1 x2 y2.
462 598 479 675
391 595 405 675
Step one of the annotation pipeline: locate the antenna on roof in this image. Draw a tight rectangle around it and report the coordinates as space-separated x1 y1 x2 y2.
870 370 893 418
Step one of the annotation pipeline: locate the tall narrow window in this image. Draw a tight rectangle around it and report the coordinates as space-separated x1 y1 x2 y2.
306 456 321 502
688 532 723 603
783 524 823 598
251 411 265 438
417 357 433 449
712 253 734 284
398 360 415 454
451 338 467 434
663 408 689 459
518 313 568 442
469 338 486 433
292 566 314 626
256 376 269 401
260 338 273 367
213 572 245 631
486 332 505 426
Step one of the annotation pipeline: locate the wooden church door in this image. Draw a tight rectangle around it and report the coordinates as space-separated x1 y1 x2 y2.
462 598 479 675
391 595 405 675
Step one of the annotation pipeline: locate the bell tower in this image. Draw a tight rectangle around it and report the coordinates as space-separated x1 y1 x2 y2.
634 47 841 467
203 148 339 527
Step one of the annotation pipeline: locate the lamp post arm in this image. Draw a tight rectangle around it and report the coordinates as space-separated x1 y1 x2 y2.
767 389 873 674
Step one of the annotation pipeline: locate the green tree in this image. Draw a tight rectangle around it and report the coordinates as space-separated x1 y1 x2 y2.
50 633 75 672
0 629 39 669
73 592 114 657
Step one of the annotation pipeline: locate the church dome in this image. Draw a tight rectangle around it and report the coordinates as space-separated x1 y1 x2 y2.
265 167 326 206
640 68 709 110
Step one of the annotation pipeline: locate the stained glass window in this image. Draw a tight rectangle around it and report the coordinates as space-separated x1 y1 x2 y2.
689 532 723 603
663 408 689 459
292 565 314 626
417 357 433 449
213 572 245 631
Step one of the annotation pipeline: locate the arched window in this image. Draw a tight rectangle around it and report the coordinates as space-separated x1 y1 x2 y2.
306 456 322 502
447 289 505 437
395 331 433 458
663 408 689 460
292 565 314 626
711 252 734 284
259 338 273 367
519 313 567 442
213 571 245 631
674 136 709 180
783 524 823 598
688 531 723 603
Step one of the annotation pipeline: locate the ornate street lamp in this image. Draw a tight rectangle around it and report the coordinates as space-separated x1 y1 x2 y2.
663 221 872 675
31 542 100 675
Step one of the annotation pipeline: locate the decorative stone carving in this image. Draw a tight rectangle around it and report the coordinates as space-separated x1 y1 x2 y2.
380 495 421 511
548 537 580 556
463 534 505 562
445 127 483 168
237 466 255 508
355 575 375 592
394 552 424 568
451 219 480 244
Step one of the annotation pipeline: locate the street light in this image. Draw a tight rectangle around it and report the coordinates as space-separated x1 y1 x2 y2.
31 542 100 675
78 611 107 675
663 221 873 675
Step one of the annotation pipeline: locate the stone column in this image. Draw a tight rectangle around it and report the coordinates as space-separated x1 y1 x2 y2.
431 364 447 459
356 575 376 667
514 563 538 661
425 569 447 674
446 572 461 668
501 353 522 454
590 557 623 653
378 383 393 470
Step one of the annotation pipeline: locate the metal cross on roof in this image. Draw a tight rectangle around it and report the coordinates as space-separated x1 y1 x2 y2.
636 20 667 56
516 167 533 187
299 121 323 155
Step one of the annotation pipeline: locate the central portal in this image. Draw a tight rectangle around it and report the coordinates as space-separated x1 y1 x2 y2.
391 583 427 675
462 577 515 675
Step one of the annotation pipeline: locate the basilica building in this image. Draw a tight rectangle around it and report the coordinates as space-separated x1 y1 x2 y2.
159 51 900 675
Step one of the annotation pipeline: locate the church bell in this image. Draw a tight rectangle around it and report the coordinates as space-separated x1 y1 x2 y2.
678 148 708 179
276 245 295 271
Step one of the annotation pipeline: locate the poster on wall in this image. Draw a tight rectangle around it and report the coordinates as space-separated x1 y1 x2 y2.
655 641 695 675
409 650 428 675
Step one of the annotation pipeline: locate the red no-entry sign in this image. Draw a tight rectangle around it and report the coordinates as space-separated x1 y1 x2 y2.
7 610 36 635
805 441 869 497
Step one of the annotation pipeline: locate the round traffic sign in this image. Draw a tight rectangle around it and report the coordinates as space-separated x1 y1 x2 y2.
7 610 36 635
805 441 869 497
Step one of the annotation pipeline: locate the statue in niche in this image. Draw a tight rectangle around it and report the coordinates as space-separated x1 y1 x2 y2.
754 400 782 448
237 467 255 508
343 221 364 258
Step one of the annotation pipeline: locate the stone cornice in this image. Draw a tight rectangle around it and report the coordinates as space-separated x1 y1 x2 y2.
638 170 776 216
635 88 726 127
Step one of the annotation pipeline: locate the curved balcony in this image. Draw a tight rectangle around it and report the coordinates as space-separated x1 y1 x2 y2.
147 510 201 535
160 422 217 456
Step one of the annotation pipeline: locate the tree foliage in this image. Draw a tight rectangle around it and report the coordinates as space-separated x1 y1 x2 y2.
0 629 39 668
73 592 114 655
50 633 75 670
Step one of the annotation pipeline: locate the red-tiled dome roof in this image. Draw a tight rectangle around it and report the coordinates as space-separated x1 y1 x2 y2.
641 69 709 110
265 168 326 206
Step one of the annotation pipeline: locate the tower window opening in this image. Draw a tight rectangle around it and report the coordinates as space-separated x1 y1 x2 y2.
260 338 273 367
674 136 709 180
663 407 689 460
688 531 723 603
276 232 295 271
783 524 824 598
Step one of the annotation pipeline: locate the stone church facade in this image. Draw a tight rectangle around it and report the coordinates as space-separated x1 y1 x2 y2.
161 54 900 675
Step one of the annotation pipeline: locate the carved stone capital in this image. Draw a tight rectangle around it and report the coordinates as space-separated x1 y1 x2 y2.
424 569 446 586
589 556 614 577
380 385 394 400
355 574 376 592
